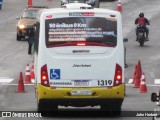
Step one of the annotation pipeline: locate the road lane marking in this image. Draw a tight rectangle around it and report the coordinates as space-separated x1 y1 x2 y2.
155 79 160 84
126 84 160 87
128 79 133 84
0 77 14 83
127 79 160 86
0 83 34 86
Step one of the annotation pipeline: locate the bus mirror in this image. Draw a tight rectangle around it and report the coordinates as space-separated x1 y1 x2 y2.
123 38 128 42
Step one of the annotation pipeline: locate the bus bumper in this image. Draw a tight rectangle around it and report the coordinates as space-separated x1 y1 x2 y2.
37 84 125 106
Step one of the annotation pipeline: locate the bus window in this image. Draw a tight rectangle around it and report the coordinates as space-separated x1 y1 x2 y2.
45 17 117 48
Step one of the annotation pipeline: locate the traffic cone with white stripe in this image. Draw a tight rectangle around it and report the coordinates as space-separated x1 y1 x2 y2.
25 64 31 84
30 62 35 83
28 0 32 7
117 0 122 12
17 72 25 93
139 72 147 93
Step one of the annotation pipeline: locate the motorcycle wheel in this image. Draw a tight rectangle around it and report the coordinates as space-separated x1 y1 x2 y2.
140 42 143 47
139 38 144 47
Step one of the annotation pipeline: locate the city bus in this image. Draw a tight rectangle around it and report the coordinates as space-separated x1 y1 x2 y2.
33 3 125 115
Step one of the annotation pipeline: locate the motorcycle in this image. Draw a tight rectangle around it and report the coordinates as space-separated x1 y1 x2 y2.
136 25 148 46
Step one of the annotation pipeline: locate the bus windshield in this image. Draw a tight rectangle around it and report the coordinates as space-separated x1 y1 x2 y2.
45 17 117 47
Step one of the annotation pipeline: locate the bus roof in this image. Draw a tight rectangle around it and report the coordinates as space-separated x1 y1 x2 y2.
36 6 120 21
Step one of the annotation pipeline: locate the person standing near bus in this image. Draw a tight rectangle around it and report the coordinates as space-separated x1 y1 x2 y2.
28 29 35 54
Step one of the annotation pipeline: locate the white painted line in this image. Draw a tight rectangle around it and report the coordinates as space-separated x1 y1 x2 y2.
0 77 14 83
126 84 160 87
0 83 34 86
155 79 160 85
128 79 133 84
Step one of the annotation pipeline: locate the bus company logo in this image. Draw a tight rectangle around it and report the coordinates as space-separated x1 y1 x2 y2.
72 64 91 67
50 69 60 79
2 112 11 117
69 12 95 16
1 112 42 118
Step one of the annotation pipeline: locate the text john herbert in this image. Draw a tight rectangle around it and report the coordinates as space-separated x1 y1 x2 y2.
136 112 157 117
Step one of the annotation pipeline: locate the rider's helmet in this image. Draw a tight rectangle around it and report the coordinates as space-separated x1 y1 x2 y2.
139 11 144 18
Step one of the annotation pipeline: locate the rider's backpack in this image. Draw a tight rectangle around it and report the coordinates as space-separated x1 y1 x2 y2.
138 18 145 26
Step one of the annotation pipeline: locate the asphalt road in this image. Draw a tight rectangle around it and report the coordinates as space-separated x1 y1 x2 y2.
0 0 160 120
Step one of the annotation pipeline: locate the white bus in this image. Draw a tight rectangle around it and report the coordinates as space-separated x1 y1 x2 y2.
33 3 125 115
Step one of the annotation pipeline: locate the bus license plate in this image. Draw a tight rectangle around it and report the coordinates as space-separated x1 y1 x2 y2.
71 90 92 95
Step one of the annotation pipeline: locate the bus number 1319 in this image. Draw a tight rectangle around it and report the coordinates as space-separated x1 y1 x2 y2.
98 80 112 86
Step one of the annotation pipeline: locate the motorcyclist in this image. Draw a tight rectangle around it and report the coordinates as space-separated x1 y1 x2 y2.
135 11 150 41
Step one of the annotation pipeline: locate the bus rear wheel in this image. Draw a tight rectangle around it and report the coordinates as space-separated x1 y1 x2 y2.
37 100 47 116
100 104 121 116
38 99 58 116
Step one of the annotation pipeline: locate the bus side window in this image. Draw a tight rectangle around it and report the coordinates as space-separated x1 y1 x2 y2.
34 22 40 53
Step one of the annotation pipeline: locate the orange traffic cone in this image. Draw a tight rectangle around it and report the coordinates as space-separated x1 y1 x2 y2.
133 61 142 88
17 72 25 93
28 0 32 7
133 72 140 88
137 60 142 74
25 64 31 84
117 0 122 12
139 73 147 93
132 64 138 84
30 62 35 83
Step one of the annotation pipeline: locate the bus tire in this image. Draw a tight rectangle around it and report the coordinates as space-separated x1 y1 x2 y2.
112 104 121 116
100 104 121 116
37 100 47 116
48 103 58 112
